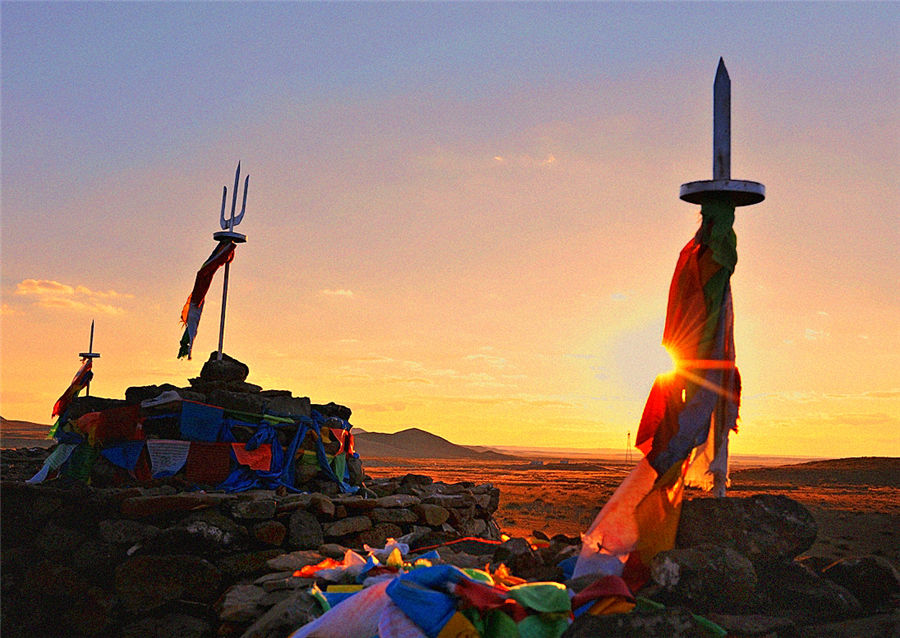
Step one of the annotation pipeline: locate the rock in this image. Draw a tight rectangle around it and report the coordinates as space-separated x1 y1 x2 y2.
821 555 900 612
216 550 286 579
114 554 222 611
762 562 862 623
318 543 351 560
227 380 263 393
375 494 421 508
266 550 326 572
120 613 210 638
796 612 900 638
200 352 250 382
232 498 277 520
238 589 319 638
356 522 404 549
492 538 544 577
400 473 434 488
347 456 365 486
265 395 311 418
64 586 115 635
142 509 248 554
423 493 470 508
254 572 316 593
371 507 419 524
218 584 267 622
311 402 351 420
562 605 712 637
254 520 287 546
324 515 372 538
414 503 450 526
287 510 325 549
276 493 313 513
334 495 378 512
98 518 161 544
308 492 336 517
460 518 488 537
706 613 798 637
208 388 267 415
120 492 235 517
649 543 758 611
677 495 817 569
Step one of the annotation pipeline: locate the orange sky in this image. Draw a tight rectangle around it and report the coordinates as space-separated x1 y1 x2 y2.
2 3 898 458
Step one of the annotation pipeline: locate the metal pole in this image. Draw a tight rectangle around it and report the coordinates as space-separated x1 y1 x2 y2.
212 162 249 361
217 261 231 360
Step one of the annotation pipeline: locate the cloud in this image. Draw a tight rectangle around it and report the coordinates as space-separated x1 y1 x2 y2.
0 303 16 316
320 289 354 297
464 353 510 368
14 278 132 315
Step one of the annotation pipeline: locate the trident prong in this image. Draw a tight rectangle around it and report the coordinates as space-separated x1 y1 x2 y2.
220 162 250 230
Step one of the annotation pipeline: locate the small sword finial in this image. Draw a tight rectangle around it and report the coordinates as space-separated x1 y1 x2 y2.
78 319 100 396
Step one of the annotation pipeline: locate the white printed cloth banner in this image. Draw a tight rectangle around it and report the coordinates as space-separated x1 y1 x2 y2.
146 439 191 478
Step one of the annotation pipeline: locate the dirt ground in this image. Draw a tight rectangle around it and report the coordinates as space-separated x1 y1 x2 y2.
364 457 900 565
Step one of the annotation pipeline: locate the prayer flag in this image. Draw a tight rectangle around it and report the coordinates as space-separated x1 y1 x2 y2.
146 439 191 478
231 442 273 471
180 400 224 442
178 239 236 359
185 441 232 485
51 358 93 418
576 200 741 583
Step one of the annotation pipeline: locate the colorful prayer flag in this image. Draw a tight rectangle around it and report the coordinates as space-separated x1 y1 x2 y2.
576 200 741 583
178 239 236 359
51 358 93 418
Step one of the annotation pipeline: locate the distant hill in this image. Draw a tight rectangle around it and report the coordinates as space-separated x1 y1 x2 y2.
0 416 53 449
353 427 519 460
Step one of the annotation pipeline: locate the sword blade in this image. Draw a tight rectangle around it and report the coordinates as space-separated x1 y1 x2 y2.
713 58 731 180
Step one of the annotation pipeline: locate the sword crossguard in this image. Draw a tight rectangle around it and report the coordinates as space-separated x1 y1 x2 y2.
219 162 250 231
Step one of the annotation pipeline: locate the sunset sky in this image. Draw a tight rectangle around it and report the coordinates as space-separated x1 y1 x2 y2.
2 3 897 458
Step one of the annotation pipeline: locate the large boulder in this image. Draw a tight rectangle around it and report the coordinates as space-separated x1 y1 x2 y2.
676 495 817 569
821 555 900 612
649 543 758 612
199 352 250 383
761 562 862 624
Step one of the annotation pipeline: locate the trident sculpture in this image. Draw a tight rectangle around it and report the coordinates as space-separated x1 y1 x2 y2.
213 162 249 361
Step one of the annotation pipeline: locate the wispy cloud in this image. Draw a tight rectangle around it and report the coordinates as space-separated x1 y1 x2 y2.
14 278 133 315
320 288 354 297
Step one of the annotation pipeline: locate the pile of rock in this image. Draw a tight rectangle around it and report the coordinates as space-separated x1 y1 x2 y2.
0 474 502 638
43 352 365 492
563 494 900 637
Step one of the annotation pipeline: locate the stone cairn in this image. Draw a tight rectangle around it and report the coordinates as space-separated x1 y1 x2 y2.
0 353 506 637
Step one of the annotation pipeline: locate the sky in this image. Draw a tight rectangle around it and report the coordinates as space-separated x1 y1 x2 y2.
2 2 898 459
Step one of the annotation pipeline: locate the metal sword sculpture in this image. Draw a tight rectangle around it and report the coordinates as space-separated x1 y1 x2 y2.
213 162 249 361
680 58 765 207
78 319 100 396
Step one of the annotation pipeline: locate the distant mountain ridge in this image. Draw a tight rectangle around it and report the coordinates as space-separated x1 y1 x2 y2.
352 427 518 460
1 416 52 449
